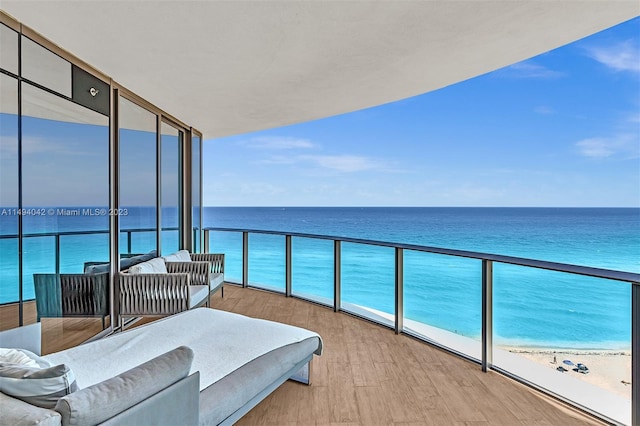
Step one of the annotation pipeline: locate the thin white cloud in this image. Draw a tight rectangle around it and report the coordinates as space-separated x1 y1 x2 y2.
256 155 298 165
576 138 615 158
239 182 285 196
627 112 640 124
302 155 382 172
534 106 555 115
241 136 316 150
0 135 96 156
500 61 566 79
585 40 640 73
575 134 639 159
257 153 395 173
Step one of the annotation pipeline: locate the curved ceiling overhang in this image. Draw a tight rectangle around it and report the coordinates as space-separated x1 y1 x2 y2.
1 1 638 138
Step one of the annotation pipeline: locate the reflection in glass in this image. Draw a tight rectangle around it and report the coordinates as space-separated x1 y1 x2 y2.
119 97 157 256
0 74 19 329
0 24 19 75
192 135 202 253
160 122 182 255
21 81 109 350
21 36 72 97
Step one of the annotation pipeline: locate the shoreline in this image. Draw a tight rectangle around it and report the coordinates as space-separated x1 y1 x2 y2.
502 346 631 399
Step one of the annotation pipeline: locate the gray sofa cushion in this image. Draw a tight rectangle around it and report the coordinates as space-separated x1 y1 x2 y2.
54 345 193 426
0 391 62 426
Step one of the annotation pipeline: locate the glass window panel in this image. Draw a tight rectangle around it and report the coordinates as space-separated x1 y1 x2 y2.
341 243 395 327
22 82 105 126
21 82 109 349
119 97 157 256
248 234 285 292
210 230 243 283
493 265 631 424
291 237 333 306
0 24 19 75
160 122 181 255
21 36 72 97
403 251 482 360
192 135 202 253
0 74 19 319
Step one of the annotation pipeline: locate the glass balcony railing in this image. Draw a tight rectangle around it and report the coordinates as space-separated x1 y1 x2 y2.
1 226 637 425
204 226 639 426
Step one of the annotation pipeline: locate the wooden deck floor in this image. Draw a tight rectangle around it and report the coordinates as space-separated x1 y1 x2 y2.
1 286 600 425
212 285 599 426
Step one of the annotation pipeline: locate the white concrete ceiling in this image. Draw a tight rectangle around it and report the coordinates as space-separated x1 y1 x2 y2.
1 1 638 138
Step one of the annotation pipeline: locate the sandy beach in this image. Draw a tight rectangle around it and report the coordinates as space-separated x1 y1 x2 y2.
503 347 631 399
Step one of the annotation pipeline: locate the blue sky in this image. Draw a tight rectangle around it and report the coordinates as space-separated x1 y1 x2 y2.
204 18 640 207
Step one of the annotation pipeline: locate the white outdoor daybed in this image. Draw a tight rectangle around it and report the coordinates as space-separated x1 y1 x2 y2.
0 307 323 425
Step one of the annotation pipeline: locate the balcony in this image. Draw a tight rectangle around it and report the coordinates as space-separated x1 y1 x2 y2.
1 225 636 425
1 5 638 425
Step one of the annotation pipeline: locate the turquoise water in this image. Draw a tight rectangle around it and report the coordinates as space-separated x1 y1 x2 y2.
205 207 639 349
1 207 638 349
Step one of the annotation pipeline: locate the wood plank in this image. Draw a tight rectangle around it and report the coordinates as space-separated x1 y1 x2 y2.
1 286 607 425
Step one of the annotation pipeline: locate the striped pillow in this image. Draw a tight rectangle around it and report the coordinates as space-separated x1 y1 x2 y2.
0 362 78 408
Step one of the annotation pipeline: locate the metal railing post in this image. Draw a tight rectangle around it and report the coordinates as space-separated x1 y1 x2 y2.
126 230 132 254
203 229 210 253
633 282 639 426
55 234 60 275
285 235 292 297
334 240 341 312
482 259 493 372
395 247 404 334
242 231 249 288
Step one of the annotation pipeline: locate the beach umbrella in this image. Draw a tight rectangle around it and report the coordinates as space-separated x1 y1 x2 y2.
563 360 574 366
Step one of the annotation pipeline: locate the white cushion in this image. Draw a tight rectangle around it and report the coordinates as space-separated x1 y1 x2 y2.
175 250 192 262
162 253 180 262
128 257 168 274
0 348 50 369
188 285 209 308
163 250 192 263
0 362 78 408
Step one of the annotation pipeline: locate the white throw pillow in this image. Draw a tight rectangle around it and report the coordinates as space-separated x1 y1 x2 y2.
175 250 192 262
0 348 50 369
0 362 78 408
128 257 168 274
162 253 180 262
163 250 191 263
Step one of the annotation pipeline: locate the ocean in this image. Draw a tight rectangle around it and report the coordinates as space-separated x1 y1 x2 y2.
1 207 638 349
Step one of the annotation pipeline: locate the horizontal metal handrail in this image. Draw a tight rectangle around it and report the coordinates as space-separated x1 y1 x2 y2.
204 227 640 284
0 226 180 239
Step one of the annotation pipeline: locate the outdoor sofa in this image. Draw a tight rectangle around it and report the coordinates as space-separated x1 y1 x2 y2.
118 250 225 326
32 251 159 328
0 307 323 425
